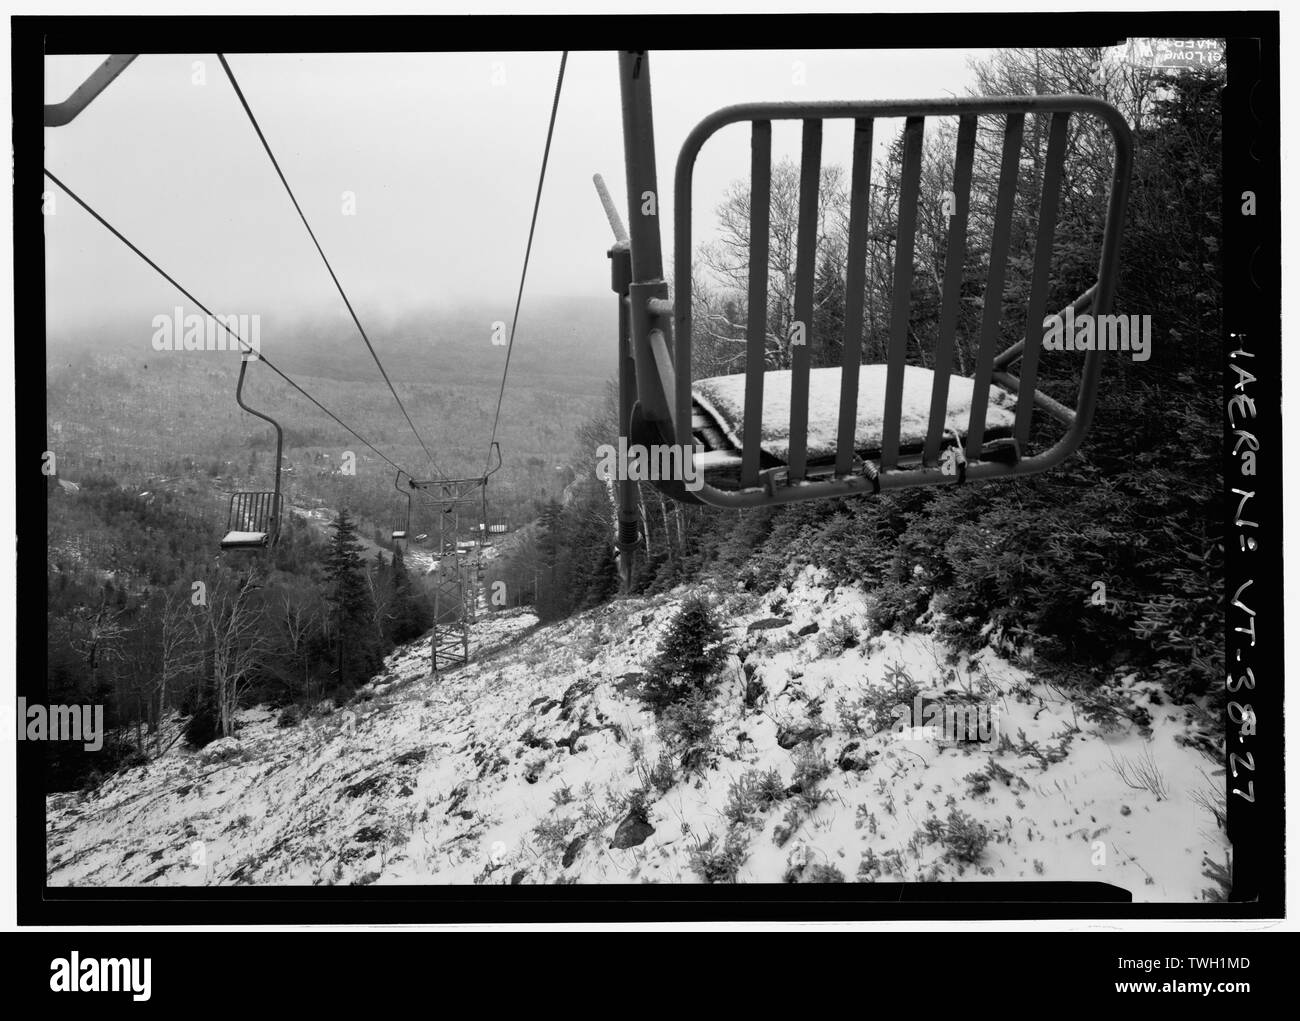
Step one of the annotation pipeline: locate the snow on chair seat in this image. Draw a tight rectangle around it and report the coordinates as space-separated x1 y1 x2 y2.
690 365 1017 487
221 529 270 550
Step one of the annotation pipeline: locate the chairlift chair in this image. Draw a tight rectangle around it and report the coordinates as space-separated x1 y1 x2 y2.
602 50 1132 580
221 357 283 551
392 471 413 542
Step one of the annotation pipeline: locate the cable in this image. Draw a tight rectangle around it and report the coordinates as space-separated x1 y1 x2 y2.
44 168 413 478
216 53 445 482
483 50 567 475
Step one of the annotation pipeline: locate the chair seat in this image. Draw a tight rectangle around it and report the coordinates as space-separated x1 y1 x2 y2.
690 364 1017 486
221 530 269 550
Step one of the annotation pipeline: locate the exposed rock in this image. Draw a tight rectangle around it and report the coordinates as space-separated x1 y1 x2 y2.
562 834 586 868
610 813 655 850
776 723 828 749
797 622 820 636
519 728 552 750
198 737 242 765
558 678 597 721
343 773 384 799
837 741 874 772
352 825 387 844
444 783 469 816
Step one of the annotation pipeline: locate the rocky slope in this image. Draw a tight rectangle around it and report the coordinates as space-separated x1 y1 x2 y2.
47 571 1229 899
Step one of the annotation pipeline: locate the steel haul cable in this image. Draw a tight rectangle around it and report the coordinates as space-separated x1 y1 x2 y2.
44 167 416 480
482 51 567 477
217 53 445 482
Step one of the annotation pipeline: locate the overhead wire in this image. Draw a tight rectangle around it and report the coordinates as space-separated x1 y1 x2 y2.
49 51 569 519
44 168 416 480
482 50 567 477
216 53 445 482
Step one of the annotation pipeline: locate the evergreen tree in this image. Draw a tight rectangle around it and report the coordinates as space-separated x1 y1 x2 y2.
642 595 726 713
534 498 567 621
323 508 379 690
388 544 431 645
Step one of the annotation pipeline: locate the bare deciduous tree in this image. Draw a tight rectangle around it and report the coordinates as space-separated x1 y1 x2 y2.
154 590 202 752
206 574 269 739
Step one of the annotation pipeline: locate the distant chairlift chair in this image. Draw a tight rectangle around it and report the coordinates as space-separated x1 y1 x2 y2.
602 50 1132 581
392 471 414 542
221 357 283 552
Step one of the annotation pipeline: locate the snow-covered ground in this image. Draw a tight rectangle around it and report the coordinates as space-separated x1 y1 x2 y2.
46 573 1229 898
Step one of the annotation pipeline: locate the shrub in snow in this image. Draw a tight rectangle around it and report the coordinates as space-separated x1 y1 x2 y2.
183 695 219 749
837 660 925 737
622 786 653 823
924 808 990 865
772 804 803 848
801 863 846 883
815 615 861 657
532 816 578 860
688 826 750 883
656 689 718 769
724 768 786 827
791 747 832 808
634 749 677 796
640 596 726 714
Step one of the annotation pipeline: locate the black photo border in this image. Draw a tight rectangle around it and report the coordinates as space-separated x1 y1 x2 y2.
15 9 1283 925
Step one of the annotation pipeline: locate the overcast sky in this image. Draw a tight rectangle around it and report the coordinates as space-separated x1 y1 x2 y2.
44 49 995 336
